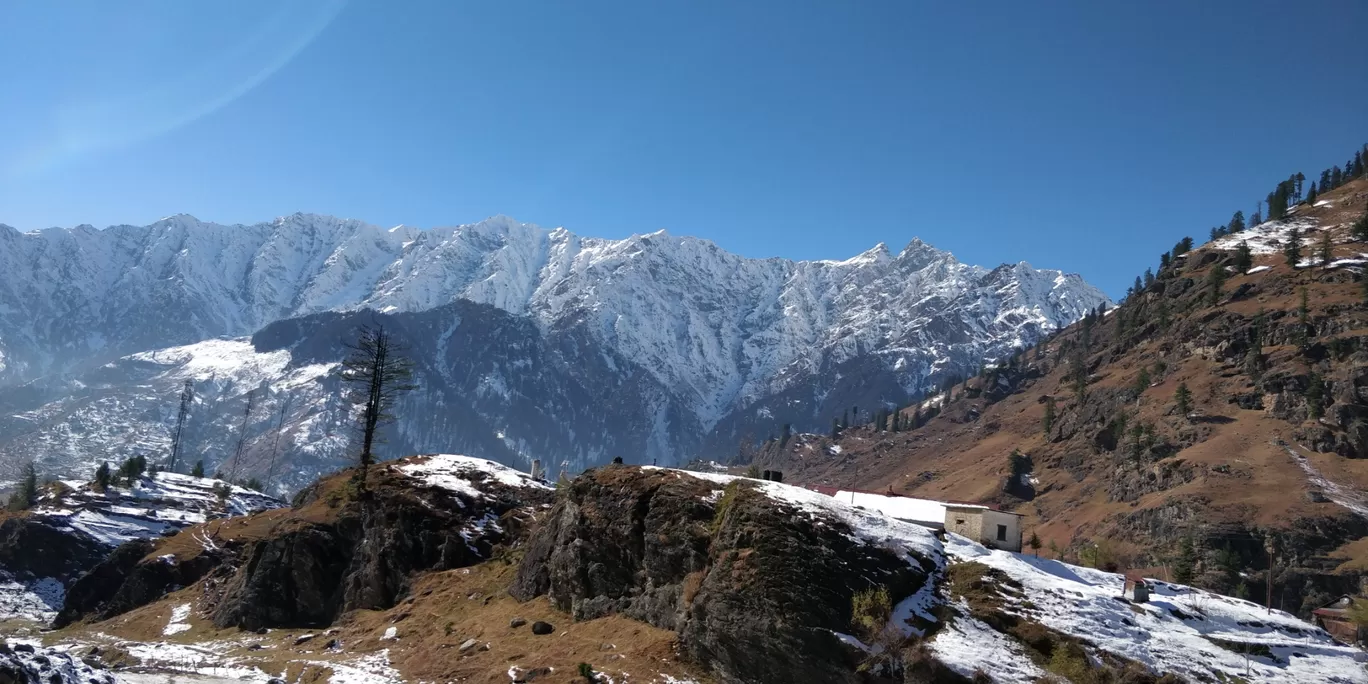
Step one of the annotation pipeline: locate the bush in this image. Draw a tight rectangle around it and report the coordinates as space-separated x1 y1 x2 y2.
851 585 893 640
577 662 596 681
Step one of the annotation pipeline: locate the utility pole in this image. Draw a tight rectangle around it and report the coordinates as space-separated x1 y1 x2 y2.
1265 535 1276 615
264 395 291 493
227 390 255 483
169 379 194 474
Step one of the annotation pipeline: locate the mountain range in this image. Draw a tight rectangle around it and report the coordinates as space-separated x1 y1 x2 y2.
0 213 1109 491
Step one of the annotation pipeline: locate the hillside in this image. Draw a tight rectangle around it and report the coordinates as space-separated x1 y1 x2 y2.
0 215 1107 488
9 457 1365 683
755 176 1368 618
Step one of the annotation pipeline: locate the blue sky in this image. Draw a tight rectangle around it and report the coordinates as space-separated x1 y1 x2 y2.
1 1 1365 298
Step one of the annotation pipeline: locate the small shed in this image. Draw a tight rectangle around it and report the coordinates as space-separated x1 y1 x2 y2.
943 504 1023 552
1312 595 1366 645
1122 572 1151 603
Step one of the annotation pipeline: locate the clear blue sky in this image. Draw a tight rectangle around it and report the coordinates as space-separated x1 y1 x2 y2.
2 1 1365 298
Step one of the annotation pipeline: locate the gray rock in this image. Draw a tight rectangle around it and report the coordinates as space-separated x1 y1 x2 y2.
509 617 527 628
458 638 479 652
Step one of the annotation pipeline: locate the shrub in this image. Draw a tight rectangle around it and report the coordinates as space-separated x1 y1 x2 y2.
850 585 893 640
577 662 596 681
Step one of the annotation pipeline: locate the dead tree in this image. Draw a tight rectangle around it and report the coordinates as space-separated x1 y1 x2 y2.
340 323 416 485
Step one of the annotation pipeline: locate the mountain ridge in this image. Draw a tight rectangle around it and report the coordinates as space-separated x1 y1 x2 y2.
0 212 1109 484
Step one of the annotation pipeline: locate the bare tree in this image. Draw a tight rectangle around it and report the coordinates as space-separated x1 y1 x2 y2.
340 323 417 484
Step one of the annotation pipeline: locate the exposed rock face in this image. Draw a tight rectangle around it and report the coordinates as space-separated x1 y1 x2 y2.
56 458 554 630
0 516 105 585
512 467 932 684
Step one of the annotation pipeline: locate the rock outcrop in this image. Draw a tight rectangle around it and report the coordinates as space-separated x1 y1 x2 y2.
511 466 933 684
56 456 553 630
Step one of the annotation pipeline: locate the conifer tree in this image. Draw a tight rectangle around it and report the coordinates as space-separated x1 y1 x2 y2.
1133 367 1151 396
1319 230 1334 266
1284 227 1302 267
1133 275 1143 295
1234 241 1253 273
1160 252 1171 271
1206 264 1226 305
341 323 417 484
1294 172 1305 203
1028 532 1041 557
1353 212 1368 242
831 418 839 440
191 460 205 478
1042 396 1056 435
1306 181 1318 204
1228 210 1245 233
1143 268 1155 288
1297 287 1310 347
6 462 38 511
1306 373 1325 419
911 405 921 430
1332 166 1343 188
1172 535 1197 584
1174 383 1192 417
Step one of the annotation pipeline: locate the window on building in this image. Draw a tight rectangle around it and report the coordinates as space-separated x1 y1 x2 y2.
996 524 1007 541
955 519 965 525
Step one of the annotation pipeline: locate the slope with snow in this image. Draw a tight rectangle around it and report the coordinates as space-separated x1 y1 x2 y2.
658 468 1368 682
33 471 285 548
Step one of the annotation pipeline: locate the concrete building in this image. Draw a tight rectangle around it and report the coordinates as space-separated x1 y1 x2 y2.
943 503 1023 552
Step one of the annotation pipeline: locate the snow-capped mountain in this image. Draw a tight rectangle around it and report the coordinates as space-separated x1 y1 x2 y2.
0 214 1109 486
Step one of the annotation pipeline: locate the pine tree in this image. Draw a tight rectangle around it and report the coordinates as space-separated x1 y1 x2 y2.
1133 275 1143 296
1306 181 1318 204
1028 532 1042 557
1294 172 1305 203
1209 226 1224 242
1172 535 1197 585
1332 166 1343 188
1228 210 1245 233
340 323 418 484
1042 396 1056 435
1173 237 1193 256
1174 382 1192 417
1133 367 1151 396
1160 252 1172 271
191 460 205 478
1297 287 1310 347
6 462 38 512
1250 208 1262 227
1319 230 1334 266
1143 268 1155 288
1353 212 1368 242
1306 373 1325 419
1206 264 1226 305
1284 227 1302 267
911 406 921 430
841 409 849 429
1320 169 1332 192
1234 241 1253 273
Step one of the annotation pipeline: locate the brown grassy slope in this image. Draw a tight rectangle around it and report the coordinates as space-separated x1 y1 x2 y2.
51 558 705 684
756 178 1368 571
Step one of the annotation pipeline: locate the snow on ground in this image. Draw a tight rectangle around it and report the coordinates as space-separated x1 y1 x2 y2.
1245 265 1272 274
0 572 64 623
945 535 1368 683
654 467 1366 682
163 603 192 636
835 490 961 527
32 471 284 549
0 643 116 684
1211 216 1323 255
928 604 1047 684
396 454 553 500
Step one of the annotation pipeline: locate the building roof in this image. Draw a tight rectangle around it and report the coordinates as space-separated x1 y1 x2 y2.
834 490 951 525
